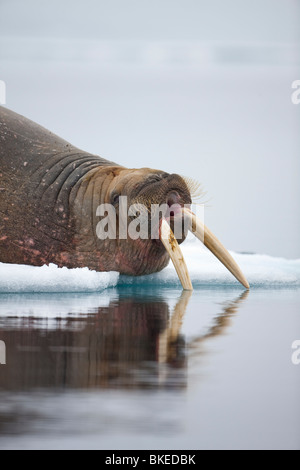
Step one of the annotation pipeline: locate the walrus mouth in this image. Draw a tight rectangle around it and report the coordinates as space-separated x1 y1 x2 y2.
159 208 250 291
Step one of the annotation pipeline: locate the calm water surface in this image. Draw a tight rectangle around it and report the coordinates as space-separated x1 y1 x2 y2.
0 287 299 449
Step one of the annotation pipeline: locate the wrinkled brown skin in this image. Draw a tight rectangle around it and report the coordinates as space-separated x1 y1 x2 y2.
0 106 191 275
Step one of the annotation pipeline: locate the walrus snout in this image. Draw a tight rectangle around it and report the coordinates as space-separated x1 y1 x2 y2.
166 190 181 208
136 172 191 207
131 172 191 246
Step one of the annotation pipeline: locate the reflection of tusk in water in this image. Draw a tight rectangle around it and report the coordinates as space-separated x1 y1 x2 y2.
188 290 249 356
183 208 250 289
159 218 193 291
158 290 192 364
157 289 249 366
168 290 193 343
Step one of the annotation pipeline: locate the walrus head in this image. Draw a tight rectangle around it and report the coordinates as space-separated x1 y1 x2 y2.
70 166 249 290
109 168 192 243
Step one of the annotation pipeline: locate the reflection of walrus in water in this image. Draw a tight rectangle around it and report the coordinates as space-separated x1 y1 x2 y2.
0 290 248 391
0 294 186 391
0 106 249 289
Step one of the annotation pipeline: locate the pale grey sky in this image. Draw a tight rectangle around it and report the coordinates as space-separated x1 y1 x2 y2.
0 0 299 43
1 0 300 258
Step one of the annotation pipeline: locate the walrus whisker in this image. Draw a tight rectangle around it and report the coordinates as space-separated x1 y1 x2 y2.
159 218 193 291
181 176 207 202
182 208 250 289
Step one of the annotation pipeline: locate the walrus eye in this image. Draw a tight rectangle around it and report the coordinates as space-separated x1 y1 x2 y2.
111 193 120 207
146 173 168 184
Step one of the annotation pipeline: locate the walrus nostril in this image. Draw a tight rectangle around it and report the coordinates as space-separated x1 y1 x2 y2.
167 191 180 208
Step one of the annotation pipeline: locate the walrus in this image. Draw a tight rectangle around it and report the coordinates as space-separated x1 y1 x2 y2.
0 106 249 289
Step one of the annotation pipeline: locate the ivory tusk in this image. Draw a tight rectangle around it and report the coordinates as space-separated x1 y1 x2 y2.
183 208 249 289
160 218 193 291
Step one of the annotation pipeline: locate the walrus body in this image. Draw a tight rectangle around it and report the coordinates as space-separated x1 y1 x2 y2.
0 106 250 289
0 106 191 275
